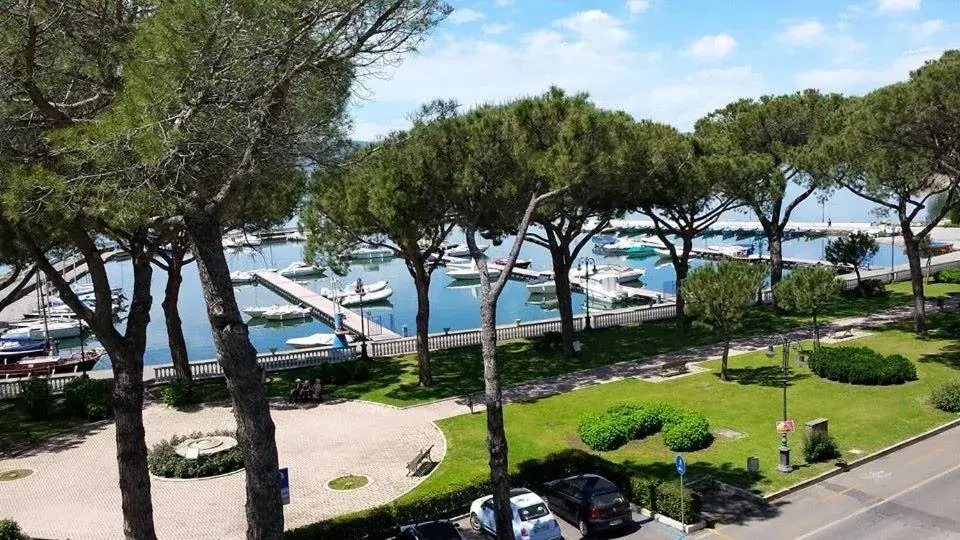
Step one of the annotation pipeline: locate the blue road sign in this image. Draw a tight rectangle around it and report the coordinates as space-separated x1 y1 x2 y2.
279 467 290 505
675 455 686 476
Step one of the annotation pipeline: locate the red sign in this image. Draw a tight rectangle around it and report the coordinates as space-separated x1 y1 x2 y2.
776 420 796 434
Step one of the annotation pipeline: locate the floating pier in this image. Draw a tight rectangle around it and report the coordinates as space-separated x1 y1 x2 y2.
251 271 400 340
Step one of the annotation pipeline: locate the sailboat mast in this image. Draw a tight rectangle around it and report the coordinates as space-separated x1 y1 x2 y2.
38 272 50 348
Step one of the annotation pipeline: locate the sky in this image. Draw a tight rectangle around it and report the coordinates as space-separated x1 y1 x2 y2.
348 0 959 141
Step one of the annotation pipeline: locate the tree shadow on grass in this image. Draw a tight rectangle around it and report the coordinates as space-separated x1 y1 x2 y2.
723 366 810 387
6 419 110 458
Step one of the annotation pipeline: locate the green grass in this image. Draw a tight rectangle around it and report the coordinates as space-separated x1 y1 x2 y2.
0 401 90 455
401 314 960 501
328 475 369 490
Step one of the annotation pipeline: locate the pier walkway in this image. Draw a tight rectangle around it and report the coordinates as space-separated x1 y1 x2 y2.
251 270 400 341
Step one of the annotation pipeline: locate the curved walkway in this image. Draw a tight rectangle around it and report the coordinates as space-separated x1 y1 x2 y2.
0 399 445 540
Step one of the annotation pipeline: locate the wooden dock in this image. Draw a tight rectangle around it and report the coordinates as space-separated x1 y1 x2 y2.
251 271 400 341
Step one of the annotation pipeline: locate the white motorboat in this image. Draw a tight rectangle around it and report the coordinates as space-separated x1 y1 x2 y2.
286 231 306 242
446 262 502 281
4 320 84 340
635 235 670 249
320 279 389 299
262 305 312 321
243 304 282 318
706 244 751 258
230 270 255 284
222 232 262 248
338 287 393 306
596 238 656 256
581 275 629 303
571 264 645 284
278 261 325 278
525 276 556 294
348 245 394 260
285 333 356 349
443 243 488 257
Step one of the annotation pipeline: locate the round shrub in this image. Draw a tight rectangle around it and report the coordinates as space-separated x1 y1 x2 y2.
0 519 29 540
148 431 244 479
63 376 112 420
18 378 53 420
931 381 960 412
808 346 916 385
577 414 629 452
803 431 840 463
934 268 960 284
660 411 713 452
162 379 196 408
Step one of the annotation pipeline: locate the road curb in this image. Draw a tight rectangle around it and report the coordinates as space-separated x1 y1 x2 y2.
764 416 960 502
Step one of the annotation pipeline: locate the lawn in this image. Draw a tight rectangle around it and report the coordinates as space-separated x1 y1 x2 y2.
184 282 960 408
401 313 960 500
0 401 89 455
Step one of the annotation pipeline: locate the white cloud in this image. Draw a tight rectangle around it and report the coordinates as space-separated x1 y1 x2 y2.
448 7 485 24
777 20 825 45
642 66 765 129
877 0 921 13
909 19 944 38
555 10 631 46
627 0 650 15
687 33 737 61
795 46 946 92
482 23 511 35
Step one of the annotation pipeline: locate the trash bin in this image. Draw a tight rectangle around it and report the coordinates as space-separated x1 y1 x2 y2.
747 456 760 473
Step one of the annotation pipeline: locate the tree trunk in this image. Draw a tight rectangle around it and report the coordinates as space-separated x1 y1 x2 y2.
902 231 927 334
673 236 693 327
812 312 820 352
769 231 784 309
162 247 192 383
412 263 433 387
550 252 575 356
854 266 863 294
479 295 512 540
185 211 283 539
720 337 731 381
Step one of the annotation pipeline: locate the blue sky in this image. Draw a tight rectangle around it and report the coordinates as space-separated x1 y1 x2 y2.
349 0 958 140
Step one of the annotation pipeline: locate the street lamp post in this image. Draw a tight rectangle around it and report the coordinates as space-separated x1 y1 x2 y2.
577 257 597 330
766 334 793 473
355 278 369 361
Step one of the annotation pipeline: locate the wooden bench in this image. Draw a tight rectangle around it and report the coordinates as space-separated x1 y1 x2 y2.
406 445 435 477
831 324 855 339
659 359 688 377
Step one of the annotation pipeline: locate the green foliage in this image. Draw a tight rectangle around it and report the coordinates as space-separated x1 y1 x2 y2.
825 233 879 278
18 378 53 420
630 478 702 524
578 402 713 452
162 379 196 408
774 267 843 316
683 261 767 339
62 376 112 420
148 431 244 479
803 431 841 463
857 279 887 298
930 381 960 412
934 268 960 284
0 519 29 540
808 346 917 385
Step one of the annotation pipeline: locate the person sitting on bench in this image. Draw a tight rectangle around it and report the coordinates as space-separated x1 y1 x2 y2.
288 379 305 403
310 377 323 402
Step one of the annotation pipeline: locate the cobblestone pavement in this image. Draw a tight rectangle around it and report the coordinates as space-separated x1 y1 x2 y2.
0 399 445 540
0 300 950 539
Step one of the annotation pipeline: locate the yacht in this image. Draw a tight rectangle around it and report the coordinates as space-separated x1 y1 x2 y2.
320 279 389 299
446 261 502 281
571 264 645 284
262 305 313 321
443 243 489 257
278 261 325 278
525 276 556 294
348 245 394 260
338 287 393 306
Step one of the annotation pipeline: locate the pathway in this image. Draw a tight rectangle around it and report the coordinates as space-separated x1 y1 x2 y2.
0 298 953 539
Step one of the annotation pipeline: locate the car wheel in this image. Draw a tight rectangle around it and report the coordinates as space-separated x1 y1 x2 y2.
578 519 590 537
470 513 482 532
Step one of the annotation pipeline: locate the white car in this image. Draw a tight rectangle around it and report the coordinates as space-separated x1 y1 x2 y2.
469 488 562 540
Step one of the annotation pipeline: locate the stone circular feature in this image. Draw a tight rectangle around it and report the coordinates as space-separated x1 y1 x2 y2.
174 435 238 458
327 475 369 491
0 469 34 482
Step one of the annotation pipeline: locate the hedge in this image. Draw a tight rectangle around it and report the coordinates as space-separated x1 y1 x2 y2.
930 380 960 412
808 346 917 385
0 519 29 540
147 431 244 479
934 268 960 284
285 449 702 539
62 376 112 420
578 402 713 452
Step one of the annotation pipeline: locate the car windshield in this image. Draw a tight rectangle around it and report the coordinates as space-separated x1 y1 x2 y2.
592 492 625 508
518 503 550 521
417 522 462 539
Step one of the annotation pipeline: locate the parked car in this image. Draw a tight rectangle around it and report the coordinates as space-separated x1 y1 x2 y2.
543 474 632 536
469 488 562 540
397 519 465 540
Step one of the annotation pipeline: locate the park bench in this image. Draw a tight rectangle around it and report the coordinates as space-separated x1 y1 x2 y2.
659 359 688 378
831 324 855 340
406 445 435 477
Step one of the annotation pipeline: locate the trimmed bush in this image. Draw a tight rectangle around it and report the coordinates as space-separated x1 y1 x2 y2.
934 268 960 284
0 519 29 540
63 376 112 420
629 477 701 524
148 431 244 479
578 402 712 452
162 379 195 408
18 378 53 420
931 381 960 412
808 346 917 385
803 431 841 463
855 278 886 298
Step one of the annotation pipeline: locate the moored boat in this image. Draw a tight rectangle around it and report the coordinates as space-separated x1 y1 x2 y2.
262 305 312 321
320 279 389 299
278 261 325 278
338 287 393 306
285 333 356 349
525 276 556 294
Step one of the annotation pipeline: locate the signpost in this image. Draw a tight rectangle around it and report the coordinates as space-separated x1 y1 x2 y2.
776 420 796 434
675 455 686 526
279 467 290 505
